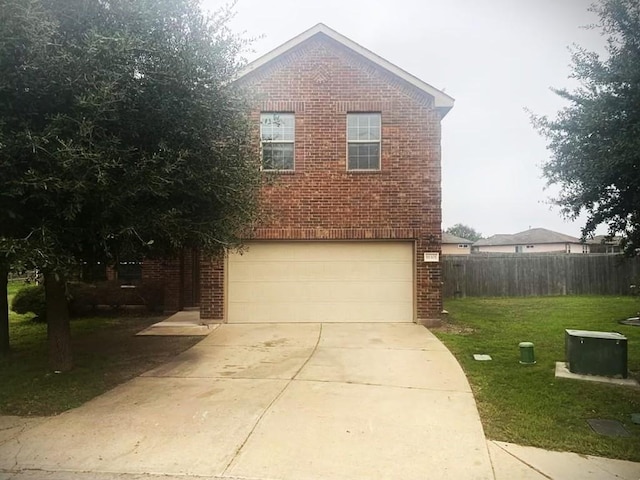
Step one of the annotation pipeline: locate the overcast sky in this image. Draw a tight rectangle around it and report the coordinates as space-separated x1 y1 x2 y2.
205 0 607 238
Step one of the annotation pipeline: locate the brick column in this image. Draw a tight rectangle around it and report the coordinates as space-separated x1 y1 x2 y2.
416 238 443 326
200 253 225 323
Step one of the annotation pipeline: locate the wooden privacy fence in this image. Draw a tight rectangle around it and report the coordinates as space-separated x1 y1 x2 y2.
442 254 640 298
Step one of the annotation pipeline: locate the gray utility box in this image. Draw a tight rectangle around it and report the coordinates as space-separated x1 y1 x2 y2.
565 329 628 378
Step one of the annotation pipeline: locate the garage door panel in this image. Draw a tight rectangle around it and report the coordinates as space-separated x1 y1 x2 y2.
227 242 414 323
228 301 413 323
288 243 409 262
354 281 412 301
228 262 294 282
230 261 411 283
229 280 412 305
295 261 411 282
232 244 295 262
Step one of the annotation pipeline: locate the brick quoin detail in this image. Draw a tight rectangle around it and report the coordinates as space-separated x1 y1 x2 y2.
224 34 444 325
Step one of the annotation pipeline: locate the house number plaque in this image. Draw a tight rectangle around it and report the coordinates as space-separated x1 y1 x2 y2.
423 252 440 262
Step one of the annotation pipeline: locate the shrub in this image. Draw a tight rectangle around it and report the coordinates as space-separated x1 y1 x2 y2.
68 282 99 317
67 280 164 314
11 284 47 322
11 281 165 320
95 281 131 308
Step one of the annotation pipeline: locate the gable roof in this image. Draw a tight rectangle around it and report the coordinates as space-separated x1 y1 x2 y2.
473 228 581 246
236 23 455 117
442 232 474 244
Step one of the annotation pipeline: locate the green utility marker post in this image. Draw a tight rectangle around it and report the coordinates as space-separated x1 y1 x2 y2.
519 342 536 365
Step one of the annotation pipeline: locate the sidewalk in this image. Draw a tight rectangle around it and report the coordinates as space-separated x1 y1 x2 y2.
489 440 640 479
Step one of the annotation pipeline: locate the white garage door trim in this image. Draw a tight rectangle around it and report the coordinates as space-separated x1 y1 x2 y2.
226 241 415 323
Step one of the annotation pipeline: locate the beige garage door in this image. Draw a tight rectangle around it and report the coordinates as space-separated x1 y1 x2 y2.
227 241 414 323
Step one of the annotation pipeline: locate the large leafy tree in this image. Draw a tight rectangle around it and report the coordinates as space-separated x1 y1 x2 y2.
0 0 261 369
532 0 640 255
445 224 483 242
0 0 57 357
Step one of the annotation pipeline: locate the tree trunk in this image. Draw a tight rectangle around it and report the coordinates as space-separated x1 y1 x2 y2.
44 271 73 372
0 265 9 357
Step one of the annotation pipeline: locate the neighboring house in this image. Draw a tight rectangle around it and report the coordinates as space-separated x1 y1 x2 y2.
587 235 622 254
442 232 473 255
147 24 454 325
472 228 590 254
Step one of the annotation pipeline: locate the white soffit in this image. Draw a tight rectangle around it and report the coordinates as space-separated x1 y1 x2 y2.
236 23 455 117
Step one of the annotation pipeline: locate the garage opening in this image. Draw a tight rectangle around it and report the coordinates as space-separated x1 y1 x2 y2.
227 241 414 323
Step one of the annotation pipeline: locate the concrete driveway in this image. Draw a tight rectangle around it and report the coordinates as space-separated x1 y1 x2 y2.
0 323 493 479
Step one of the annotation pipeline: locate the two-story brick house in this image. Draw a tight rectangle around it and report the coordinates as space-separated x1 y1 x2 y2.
153 24 453 326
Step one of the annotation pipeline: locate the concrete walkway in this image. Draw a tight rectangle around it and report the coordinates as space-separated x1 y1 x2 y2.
0 323 492 479
1 322 639 480
136 310 215 336
488 441 640 480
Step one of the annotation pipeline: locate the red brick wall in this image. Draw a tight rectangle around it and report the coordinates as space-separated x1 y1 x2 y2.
141 260 163 282
147 251 204 315
231 35 443 324
200 254 224 322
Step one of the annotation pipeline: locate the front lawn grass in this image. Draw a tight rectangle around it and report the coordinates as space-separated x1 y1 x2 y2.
2 281 202 416
435 296 640 462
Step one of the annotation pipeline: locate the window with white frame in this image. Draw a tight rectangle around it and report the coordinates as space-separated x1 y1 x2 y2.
260 113 294 171
347 113 381 170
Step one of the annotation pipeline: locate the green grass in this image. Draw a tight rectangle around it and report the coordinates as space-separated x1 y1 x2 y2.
435 296 640 462
2 281 202 416
8 280 24 297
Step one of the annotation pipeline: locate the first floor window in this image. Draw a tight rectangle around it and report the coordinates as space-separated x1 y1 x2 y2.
261 113 294 170
347 113 381 170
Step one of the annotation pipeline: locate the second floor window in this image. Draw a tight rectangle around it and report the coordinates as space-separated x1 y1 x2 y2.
261 113 294 171
347 113 381 170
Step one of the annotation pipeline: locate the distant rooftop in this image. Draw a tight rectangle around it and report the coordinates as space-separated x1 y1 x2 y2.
586 235 622 245
473 228 581 246
442 232 474 244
